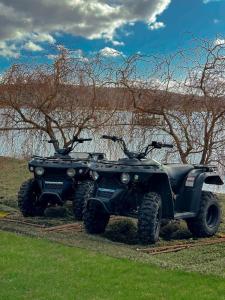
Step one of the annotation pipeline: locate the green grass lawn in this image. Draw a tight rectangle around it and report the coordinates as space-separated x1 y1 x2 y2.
1 230 225 300
0 157 30 209
1 156 225 282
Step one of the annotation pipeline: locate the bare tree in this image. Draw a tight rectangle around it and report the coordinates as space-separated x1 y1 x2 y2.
117 39 225 166
0 47 118 151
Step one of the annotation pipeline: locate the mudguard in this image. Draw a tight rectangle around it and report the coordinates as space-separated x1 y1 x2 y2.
86 197 111 214
86 187 125 214
148 173 174 219
176 169 223 213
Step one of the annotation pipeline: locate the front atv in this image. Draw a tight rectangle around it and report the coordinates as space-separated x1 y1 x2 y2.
84 135 223 244
18 137 106 219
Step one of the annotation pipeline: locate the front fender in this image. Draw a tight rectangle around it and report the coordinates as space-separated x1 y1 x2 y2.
148 173 174 219
86 197 111 214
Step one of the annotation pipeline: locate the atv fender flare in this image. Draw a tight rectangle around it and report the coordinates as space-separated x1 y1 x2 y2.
86 197 111 214
148 173 174 219
183 171 223 213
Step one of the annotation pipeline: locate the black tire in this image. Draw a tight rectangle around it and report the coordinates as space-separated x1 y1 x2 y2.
83 201 110 234
72 180 94 220
18 179 46 217
138 192 162 244
186 191 221 237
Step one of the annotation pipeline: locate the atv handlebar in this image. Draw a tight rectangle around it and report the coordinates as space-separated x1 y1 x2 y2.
48 137 92 156
101 135 173 159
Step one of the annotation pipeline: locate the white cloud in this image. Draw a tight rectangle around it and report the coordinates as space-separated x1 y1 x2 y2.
111 40 125 46
149 21 165 30
0 41 19 58
0 0 171 57
47 48 88 62
214 38 225 45
47 54 57 60
32 33 55 44
24 41 43 51
203 0 222 3
99 47 123 57
213 19 220 24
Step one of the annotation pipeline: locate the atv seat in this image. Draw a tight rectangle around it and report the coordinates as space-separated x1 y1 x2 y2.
163 164 194 194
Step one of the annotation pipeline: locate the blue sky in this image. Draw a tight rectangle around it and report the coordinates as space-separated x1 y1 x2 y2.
0 0 224 72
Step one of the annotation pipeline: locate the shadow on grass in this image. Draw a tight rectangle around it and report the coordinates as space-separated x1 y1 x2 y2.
104 218 192 245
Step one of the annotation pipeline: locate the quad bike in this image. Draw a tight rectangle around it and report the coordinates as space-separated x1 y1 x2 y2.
18 136 106 219
84 135 223 244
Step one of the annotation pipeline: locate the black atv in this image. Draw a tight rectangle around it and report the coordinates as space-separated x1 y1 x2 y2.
84 135 223 244
18 136 106 220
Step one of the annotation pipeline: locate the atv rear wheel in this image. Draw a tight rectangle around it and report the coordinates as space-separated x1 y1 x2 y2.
72 180 94 220
138 192 162 244
186 191 221 237
83 201 110 234
18 179 46 217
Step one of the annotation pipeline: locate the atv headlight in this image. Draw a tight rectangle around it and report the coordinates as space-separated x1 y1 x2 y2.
35 167 44 176
78 168 83 174
67 168 76 177
121 173 130 184
29 166 34 172
134 174 139 181
91 171 99 181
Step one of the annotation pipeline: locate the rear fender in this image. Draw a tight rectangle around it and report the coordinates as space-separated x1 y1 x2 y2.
176 170 223 213
148 173 174 219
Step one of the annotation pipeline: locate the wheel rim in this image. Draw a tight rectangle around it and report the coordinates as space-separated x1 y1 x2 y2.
206 204 219 228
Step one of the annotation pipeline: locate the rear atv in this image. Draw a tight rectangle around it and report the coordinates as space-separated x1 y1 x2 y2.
18 136 106 218
84 135 223 244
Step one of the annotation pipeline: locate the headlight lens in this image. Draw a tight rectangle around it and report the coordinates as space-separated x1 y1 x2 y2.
35 167 44 176
29 166 34 172
134 174 139 181
121 173 130 184
92 171 99 181
67 168 76 177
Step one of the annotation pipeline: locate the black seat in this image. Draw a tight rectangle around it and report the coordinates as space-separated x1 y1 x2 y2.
163 164 194 194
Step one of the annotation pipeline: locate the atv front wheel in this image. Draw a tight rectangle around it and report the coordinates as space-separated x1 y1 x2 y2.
186 191 221 237
18 179 46 217
72 180 94 220
138 192 162 244
83 201 110 234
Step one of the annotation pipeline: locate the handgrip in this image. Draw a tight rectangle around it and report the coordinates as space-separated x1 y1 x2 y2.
151 141 173 149
102 135 112 139
73 137 92 142
163 143 173 148
47 139 58 144
80 138 92 141
101 135 118 141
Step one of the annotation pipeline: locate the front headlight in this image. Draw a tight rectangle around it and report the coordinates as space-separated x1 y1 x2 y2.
78 168 83 174
121 173 130 184
29 166 34 172
67 168 76 177
35 167 44 176
91 171 99 181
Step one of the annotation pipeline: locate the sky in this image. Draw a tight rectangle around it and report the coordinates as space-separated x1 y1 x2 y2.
0 0 225 72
